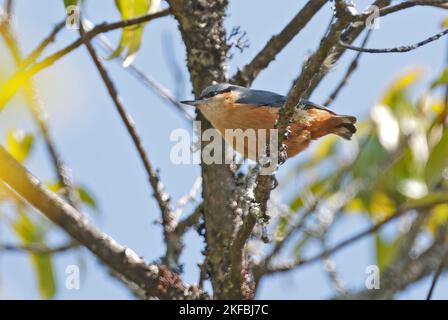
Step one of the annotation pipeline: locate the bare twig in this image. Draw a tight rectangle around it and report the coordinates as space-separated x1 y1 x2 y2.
232 0 328 87
426 225 448 300
174 203 203 237
0 242 75 254
0 145 204 299
324 29 372 106
79 26 178 269
81 19 194 122
341 28 448 54
256 200 446 277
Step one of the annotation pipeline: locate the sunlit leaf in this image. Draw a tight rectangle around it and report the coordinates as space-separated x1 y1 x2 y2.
78 186 97 209
63 0 78 7
110 0 160 67
431 68 448 89
442 16 448 28
369 192 396 219
47 182 97 210
12 210 56 299
375 234 400 270
7 130 34 163
381 69 423 107
425 129 448 188
427 204 448 234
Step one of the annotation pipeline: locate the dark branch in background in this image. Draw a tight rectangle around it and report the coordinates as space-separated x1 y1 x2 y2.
0 9 170 109
426 227 448 300
255 200 446 278
324 29 372 106
0 146 203 299
341 28 448 54
78 25 181 270
0 242 74 254
4 0 13 16
232 0 327 87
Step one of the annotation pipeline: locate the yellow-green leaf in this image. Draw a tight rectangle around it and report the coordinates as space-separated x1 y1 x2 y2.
7 130 34 163
64 0 78 7
12 211 56 299
425 129 448 188
427 204 448 234
381 69 423 107
110 0 160 67
375 234 400 270
431 68 448 89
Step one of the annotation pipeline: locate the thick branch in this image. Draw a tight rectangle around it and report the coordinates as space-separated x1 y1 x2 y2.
0 146 202 299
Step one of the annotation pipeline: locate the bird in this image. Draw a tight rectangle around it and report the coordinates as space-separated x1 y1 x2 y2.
181 83 356 161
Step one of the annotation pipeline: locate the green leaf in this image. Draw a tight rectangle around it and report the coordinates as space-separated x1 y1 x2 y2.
12 210 56 299
78 186 97 209
7 130 34 163
47 182 98 210
110 0 160 67
425 129 448 188
431 68 448 89
63 0 78 7
375 234 400 270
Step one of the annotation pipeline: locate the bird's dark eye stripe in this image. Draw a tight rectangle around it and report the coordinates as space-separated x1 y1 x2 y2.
200 86 234 99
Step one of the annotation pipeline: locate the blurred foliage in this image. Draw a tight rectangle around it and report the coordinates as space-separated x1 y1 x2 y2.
279 67 448 270
11 209 56 299
109 0 160 67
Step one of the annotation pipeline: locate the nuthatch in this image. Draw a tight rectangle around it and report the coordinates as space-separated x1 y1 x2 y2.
181 83 356 161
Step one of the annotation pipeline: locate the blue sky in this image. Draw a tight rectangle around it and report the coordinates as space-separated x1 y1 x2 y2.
0 0 447 299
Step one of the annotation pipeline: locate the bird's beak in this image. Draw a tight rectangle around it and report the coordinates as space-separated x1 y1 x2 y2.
180 99 206 107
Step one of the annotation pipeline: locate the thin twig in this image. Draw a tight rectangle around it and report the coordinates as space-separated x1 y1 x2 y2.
82 19 194 122
231 0 327 87
340 28 448 54
324 29 372 106
256 200 446 277
174 203 203 237
426 227 448 300
0 242 75 254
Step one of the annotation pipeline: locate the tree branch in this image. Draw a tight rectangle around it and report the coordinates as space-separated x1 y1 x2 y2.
340 28 448 54
79 26 179 270
0 242 75 254
231 0 328 87
255 200 446 278
0 145 204 299
324 29 372 106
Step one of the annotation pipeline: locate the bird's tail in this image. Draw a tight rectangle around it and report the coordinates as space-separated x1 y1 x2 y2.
331 115 357 140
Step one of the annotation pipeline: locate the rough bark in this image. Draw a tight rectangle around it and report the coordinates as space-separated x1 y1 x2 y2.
168 0 243 299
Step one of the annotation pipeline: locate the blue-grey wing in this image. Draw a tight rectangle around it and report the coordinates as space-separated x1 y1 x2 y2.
235 88 335 113
235 89 287 107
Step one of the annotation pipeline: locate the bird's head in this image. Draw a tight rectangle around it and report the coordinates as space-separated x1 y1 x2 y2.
180 83 241 110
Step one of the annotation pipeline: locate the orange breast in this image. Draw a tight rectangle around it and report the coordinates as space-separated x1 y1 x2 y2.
200 103 341 161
